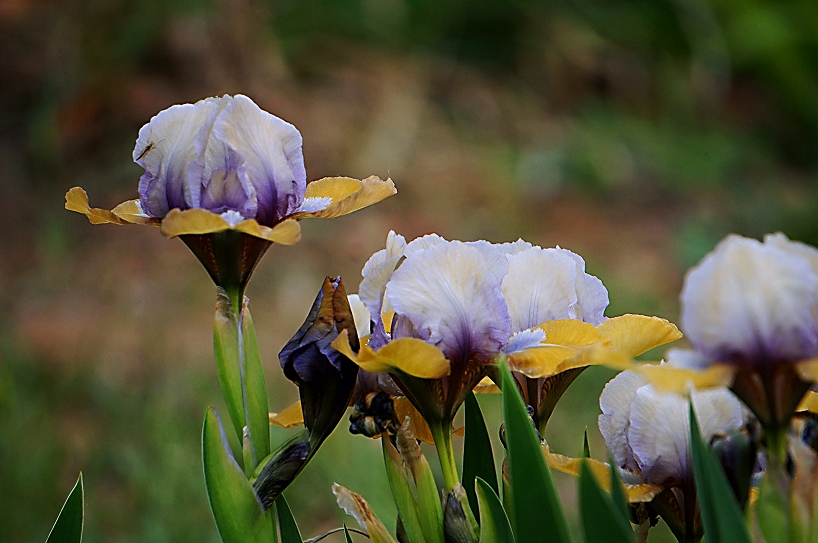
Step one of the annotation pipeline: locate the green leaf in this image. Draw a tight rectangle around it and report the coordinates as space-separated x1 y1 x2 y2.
203 406 276 543
382 437 427 543
578 461 633 543
688 404 752 543
756 469 790 543
45 473 84 543
276 495 302 543
463 392 498 514
582 428 590 459
500 365 571 543
241 303 271 465
214 290 246 445
608 459 629 522
475 477 515 543
344 525 354 543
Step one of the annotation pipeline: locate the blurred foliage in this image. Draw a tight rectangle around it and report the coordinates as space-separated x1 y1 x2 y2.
3 0 818 540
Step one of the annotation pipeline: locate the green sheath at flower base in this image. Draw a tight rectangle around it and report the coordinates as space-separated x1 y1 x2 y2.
212 289 270 470
202 406 276 543
214 290 246 446
396 419 445 543
382 437 427 543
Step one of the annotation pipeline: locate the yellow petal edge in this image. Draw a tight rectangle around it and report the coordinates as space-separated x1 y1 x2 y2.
65 187 158 226
331 330 450 379
299 176 397 219
269 401 305 428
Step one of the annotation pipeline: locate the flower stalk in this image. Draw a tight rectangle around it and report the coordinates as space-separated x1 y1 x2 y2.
430 419 460 492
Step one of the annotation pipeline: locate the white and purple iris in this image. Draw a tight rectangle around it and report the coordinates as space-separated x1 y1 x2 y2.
135 94 325 226
679 233 818 367
350 231 610 421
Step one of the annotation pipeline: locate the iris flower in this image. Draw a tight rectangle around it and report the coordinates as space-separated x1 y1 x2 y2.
598 368 747 542
333 231 680 488
644 233 818 460
65 94 396 303
495 244 681 434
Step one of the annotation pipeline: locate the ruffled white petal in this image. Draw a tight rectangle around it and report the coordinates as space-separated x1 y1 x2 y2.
681 234 818 362
599 370 647 475
602 367 745 486
135 96 227 216
564 250 609 325
385 241 511 362
359 231 407 325
213 95 306 223
348 294 372 339
503 247 579 332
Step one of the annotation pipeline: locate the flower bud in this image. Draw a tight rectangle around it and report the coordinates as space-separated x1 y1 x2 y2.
443 485 479 543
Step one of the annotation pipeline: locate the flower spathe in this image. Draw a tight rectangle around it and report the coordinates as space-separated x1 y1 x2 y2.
65 94 396 295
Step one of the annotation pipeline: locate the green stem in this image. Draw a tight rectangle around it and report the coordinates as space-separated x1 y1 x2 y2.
430 420 459 492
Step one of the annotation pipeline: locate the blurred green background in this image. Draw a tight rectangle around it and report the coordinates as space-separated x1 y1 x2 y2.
2 0 818 540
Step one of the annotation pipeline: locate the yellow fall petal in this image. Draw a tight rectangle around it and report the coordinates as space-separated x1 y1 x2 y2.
160 208 233 237
474 376 501 394
543 446 662 503
305 177 363 202
597 314 682 357
636 363 735 394
233 218 302 244
534 319 610 347
797 391 818 414
159 208 302 244
269 401 304 428
552 343 637 374
394 397 434 444
509 320 611 378
298 176 397 219
65 187 137 225
331 330 450 379
796 358 818 383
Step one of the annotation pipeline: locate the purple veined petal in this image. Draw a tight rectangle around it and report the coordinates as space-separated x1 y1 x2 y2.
135 96 227 217
681 234 818 363
213 95 306 226
196 146 257 218
502 247 579 333
359 231 407 348
385 240 511 363
562 249 609 325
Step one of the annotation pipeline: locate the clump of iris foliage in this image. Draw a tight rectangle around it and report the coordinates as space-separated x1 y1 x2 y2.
51 94 818 543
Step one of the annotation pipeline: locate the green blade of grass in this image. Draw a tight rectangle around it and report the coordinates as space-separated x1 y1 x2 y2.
476 477 515 543
463 392 498 514
45 473 84 543
578 461 633 543
501 365 571 543
276 495 302 543
689 404 752 543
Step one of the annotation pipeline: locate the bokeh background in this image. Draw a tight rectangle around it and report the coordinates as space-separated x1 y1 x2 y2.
3 0 818 541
